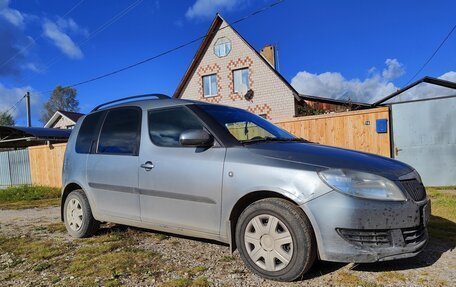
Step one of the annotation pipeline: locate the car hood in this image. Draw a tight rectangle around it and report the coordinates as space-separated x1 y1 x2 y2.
246 142 413 180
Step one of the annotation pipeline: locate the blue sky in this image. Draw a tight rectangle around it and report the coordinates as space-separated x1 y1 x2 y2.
0 0 455 126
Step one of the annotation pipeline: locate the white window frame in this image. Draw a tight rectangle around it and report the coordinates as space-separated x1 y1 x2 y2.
233 68 250 94
202 74 218 97
214 37 232 57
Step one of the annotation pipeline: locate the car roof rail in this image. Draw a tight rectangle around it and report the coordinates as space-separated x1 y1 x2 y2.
91 93 170 112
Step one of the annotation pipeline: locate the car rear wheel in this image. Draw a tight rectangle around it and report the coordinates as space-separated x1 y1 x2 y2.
64 190 99 238
235 198 316 281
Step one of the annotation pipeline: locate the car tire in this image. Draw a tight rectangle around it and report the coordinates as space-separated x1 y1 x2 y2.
235 198 316 281
64 189 99 238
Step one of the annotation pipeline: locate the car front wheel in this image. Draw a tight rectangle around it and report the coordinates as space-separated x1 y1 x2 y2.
235 198 316 281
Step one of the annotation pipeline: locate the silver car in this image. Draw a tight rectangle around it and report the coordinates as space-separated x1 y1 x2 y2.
62 94 430 281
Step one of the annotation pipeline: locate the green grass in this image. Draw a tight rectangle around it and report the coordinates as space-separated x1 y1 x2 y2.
0 185 60 209
161 277 210 287
427 187 456 244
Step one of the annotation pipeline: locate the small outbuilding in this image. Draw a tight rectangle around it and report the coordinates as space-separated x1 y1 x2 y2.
44 110 84 129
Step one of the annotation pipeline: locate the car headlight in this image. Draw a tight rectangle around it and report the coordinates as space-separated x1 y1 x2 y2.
318 169 406 201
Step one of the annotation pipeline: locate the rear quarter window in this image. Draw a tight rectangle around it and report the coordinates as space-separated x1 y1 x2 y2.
75 111 105 154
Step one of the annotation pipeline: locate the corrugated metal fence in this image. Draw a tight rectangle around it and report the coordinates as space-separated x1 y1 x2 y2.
0 149 32 187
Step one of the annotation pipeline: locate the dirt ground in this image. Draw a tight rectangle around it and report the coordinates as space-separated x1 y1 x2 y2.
0 206 455 287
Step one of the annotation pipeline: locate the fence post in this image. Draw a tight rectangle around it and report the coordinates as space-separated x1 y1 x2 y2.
7 151 12 187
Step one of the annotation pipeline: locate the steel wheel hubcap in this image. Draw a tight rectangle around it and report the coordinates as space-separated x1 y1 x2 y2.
66 198 83 231
244 214 293 272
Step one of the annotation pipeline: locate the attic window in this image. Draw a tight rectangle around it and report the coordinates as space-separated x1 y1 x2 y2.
214 37 231 57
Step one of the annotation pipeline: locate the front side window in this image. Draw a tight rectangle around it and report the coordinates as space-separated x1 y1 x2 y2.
75 111 105 154
97 108 141 155
203 74 217 97
149 106 204 147
233 68 249 93
199 105 296 143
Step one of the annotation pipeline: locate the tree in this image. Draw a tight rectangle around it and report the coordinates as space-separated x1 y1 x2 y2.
0 111 15 126
41 85 80 124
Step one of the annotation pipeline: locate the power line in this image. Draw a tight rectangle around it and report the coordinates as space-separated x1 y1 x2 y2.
38 0 285 93
1 95 26 116
0 0 86 71
406 23 456 85
20 0 144 84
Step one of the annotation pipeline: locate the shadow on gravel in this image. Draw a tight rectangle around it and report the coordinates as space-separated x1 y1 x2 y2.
303 260 347 279
352 215 456 273
92 216 455 277
95 224 229 247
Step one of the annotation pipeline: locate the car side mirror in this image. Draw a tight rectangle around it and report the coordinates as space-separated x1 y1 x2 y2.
179 129 214 147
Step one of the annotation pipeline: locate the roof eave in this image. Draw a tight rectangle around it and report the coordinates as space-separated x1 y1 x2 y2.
173 15 224 98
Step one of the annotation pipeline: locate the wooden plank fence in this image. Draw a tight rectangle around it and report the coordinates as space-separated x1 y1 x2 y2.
25 107 391 188
28 143 67 188
275 107 391 157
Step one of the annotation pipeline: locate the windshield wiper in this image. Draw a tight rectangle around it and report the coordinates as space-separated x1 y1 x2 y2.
240 137 310 144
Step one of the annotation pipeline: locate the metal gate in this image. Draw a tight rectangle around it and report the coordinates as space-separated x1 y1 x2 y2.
391 96 456 186
0 149 32 187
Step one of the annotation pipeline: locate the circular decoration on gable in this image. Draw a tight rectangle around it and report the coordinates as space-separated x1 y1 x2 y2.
214 37 232 57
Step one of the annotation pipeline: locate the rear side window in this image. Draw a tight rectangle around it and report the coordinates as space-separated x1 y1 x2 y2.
75 112 105 154
98 108 141 155
148 107 204 147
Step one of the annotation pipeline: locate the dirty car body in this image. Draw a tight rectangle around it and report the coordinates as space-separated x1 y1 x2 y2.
62 95 429 280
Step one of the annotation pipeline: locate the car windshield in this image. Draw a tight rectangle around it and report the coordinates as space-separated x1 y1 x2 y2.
199 105 303 144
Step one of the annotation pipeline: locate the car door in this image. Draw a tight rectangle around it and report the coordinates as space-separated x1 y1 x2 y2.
86 107 142 221
138 106 225 235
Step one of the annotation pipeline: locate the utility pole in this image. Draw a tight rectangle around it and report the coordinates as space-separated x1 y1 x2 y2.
25 91 31 127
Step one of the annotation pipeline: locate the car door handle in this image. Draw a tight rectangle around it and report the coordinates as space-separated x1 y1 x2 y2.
140 161 154 171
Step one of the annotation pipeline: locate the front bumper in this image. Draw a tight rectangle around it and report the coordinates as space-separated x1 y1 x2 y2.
301 190 430 263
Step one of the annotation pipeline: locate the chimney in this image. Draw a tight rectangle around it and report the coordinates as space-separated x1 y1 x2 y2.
260 45 276 69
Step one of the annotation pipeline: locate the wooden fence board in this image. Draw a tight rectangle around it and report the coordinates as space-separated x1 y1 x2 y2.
28 143 67 188
275 107 391 157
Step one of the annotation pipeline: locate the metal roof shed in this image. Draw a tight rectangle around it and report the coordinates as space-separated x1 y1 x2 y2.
0 126 71 149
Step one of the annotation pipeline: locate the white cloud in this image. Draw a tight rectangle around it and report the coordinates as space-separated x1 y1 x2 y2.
185 0 246 20
0 83 40 122
56 17 89 37
0 0 25 27
291 59 456 104
291 70 398 104
23 62 43 73
42 19 83 59
382 58 404 80
391 71 456 103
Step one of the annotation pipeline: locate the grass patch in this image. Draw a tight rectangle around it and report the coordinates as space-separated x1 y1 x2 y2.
333 271 360 286
0 236 67 264
220 255 234 262
33 261 51 272
0 185 60 209
376 271 406 283
427 187 456 244
161 276 210 287
0 185 60 202
45 222 67 233
155 233 171 241
66 229 161 285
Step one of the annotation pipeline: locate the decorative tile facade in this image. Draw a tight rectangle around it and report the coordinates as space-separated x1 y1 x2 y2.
179 19 295 122
247 104 273 120
197 63 222 103
227 56 254 101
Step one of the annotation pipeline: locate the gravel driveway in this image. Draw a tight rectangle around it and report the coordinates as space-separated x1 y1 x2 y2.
0 207 454 286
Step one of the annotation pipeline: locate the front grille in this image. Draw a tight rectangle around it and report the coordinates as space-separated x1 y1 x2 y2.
402 226 426 245
338 226 427 248
337 228 392 247
400 179 426 201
